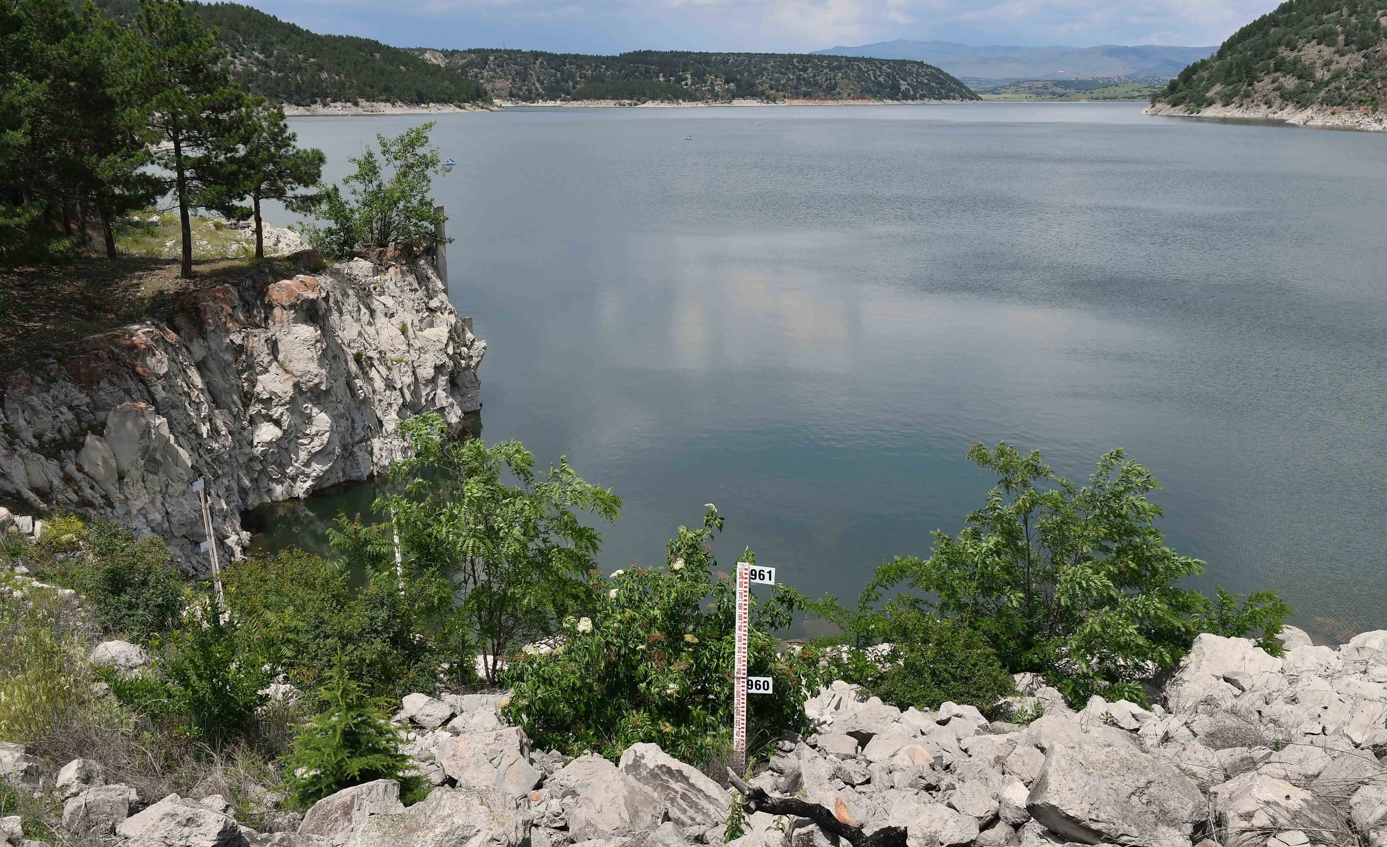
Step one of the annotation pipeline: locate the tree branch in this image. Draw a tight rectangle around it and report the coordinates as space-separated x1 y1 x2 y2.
726 769 907 847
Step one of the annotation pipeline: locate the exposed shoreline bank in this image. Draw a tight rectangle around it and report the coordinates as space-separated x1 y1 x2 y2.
284 99 983 116
1145 101 1387 132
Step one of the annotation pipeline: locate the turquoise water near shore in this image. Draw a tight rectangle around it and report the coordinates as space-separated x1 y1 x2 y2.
256 103 1387 644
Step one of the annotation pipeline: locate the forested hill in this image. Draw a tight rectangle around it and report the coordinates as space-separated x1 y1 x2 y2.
415 49 982 103
90 0 490 107
1151 0 1387 119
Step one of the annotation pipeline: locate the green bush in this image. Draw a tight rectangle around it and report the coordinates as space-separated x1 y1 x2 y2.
280 664 422 810
224 550 471 699
1196 587 1293 656
0 572 98 743
866 610 1015 713
34 518 184 643
501 507 817 767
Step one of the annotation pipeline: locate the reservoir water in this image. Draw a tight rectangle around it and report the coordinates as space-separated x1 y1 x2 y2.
258 102 1387 643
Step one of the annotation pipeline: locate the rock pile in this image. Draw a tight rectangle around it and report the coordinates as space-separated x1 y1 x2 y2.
7 626 1387 847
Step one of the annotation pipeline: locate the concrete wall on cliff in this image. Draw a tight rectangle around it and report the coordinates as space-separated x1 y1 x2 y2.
0 255 484 571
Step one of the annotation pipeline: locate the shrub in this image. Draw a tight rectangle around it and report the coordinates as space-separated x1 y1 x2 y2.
1196 587 1293 657
35 518 184 643
501 507 817 767
280 664 421 810
833 443 1292 706
224 550 471 699
0 573 96 743
866 609 1015 713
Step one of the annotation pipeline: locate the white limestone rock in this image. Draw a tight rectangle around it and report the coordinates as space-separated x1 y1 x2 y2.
116 793 241 847
437 727 542 797
298 779 404 846
342 786 530 847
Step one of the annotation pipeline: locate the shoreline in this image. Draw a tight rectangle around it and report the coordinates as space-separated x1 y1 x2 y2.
1145 101 1387 132
284 98 983 115
282 101 496 116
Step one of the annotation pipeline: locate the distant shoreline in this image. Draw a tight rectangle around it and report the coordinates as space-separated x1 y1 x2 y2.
283 98 982 116
1145 101 1387 133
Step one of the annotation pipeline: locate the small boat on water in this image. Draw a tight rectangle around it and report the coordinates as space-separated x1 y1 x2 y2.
444 159 457 168
684 136 692 141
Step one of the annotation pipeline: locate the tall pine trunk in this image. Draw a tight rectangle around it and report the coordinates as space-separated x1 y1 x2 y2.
174 132 193 278
100 208 117 259
253 186 264 260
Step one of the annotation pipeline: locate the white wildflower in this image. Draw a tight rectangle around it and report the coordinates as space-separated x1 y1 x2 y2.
666 682 679 695
704 503 716 511
671 558 685 571
577 617 593 634
609 589 619 599
611 570 624 578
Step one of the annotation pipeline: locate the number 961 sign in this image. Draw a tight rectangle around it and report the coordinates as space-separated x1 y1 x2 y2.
746 676 773 694
744 565 775 585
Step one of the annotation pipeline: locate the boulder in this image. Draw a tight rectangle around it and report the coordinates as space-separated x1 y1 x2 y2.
889 796 979 847
815 733 860 758
437 727 542 797
1026 738 1204 847
342 787 530 847
116 793 241 847
56 758 106 799
1276 626 1314 650
1350 783 1387 846
88 640 150 676
61 784 136 834
548 754 666 838
1021 712 1134 754
0 742 40 787
1165 634 1283 714
946 780 998 822
618 743 729 828
399 694 454 730
1213 772 1342 847
298 780 404 845
862 732 923 764
1310 750 1385 797
1003 744 1046 786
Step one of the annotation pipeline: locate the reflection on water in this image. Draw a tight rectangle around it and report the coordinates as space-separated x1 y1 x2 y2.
254 104 1387 643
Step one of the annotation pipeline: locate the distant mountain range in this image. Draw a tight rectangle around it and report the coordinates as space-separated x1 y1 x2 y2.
813 41 1217 81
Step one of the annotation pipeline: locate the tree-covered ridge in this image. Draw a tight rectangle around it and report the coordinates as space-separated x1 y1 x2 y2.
1153 0 1387 113
92 0 490 106
418 48 981 103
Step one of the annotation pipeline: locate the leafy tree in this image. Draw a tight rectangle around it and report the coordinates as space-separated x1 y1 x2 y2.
302 123 448 257
346 414 620 684
280 664 421 810
212 99 323 259
135 0 249 277
502 506 819 766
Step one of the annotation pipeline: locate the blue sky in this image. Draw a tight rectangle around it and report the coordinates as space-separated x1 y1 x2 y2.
242 0 1284 54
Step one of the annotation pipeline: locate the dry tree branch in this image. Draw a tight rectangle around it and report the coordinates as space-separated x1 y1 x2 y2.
726 769 907 847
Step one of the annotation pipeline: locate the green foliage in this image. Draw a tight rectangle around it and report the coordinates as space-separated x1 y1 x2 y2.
37 519 184 644
94 0 491 106
302 123 448 257
223 549 471 700
724 792 747 842
865 610 1015 713
431 49 980 103
107 600 269 748
0 573 96 743
1196 586 1294 656
280 664 420 810
501 507 818 767
342 413 621 684
1153 0 1387 114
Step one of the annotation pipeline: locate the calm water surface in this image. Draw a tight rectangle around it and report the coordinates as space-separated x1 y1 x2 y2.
256 103 1387 643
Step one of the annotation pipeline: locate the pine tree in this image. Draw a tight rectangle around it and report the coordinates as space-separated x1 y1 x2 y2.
135 0 248 277
280 663 420 809
216 99 324 259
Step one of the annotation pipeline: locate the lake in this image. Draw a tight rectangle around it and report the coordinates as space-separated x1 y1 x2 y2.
257 102 1387 644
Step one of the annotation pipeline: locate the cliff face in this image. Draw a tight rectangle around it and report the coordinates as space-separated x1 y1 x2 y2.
0 255 484 571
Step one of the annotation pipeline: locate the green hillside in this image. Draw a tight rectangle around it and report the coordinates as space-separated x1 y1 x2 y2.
417 48 981 103
92 0 490 106
1153 0 1387 114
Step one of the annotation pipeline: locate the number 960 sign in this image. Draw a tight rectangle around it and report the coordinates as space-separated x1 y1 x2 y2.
746 676 773 694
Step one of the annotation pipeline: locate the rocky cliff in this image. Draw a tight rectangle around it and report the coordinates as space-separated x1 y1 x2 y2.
0 255 484 570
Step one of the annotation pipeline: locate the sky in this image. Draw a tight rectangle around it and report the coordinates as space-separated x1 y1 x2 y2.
241 0 1284 54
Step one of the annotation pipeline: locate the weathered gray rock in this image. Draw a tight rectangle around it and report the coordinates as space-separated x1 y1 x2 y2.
1350 783 1387 847
1027 738 1204 847
0 258 483 570
88 640 150 675
947 780 998 822
1165 634 1283 714
437 727 542 797
116 793 241 847
56 758 105 799
1277 626 1315 651
889 795 979 847
547 754 666 838
815 733 860 758
399 694 454 730
1213 772 1342 847
61 784 135 834
342 786 529 847
0 742 40 787
298 779 404 846
618 743 729 828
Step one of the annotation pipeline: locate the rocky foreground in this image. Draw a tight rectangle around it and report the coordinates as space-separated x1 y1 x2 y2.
6 622 1387 847
0 255 484 569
